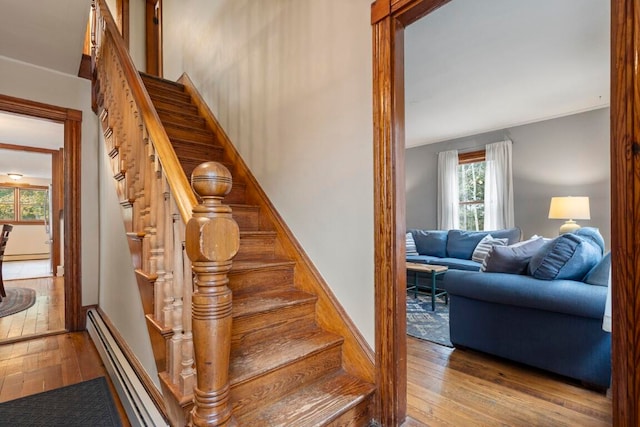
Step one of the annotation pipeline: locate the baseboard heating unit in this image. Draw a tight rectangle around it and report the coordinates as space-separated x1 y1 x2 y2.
87 309 168 427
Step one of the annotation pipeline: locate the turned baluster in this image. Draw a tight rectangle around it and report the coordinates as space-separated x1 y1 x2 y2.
186 162 239 427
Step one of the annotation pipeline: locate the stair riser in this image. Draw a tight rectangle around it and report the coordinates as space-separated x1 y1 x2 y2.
325 397 373 427
165 126 216 144
231 207 261 231
231 345 343 417
142 78 187 96
151 99 199 115
236 235 277 260
147 90 192 105
173 144 224 162
232 302 317 346
157 114 208 131
223 185 247 204
155 107 204 124
229 266 295 294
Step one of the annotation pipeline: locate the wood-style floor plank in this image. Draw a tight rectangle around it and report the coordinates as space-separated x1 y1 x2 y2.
0 331 130 425
406 337 612 426
0 276 65 341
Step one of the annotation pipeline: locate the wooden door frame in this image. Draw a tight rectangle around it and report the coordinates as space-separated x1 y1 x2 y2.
0 143 63 272
372 0 636 424
0 94 83 332
145 0 163 77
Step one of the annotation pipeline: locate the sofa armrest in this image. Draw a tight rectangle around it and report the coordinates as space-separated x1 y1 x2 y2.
444 270 607 319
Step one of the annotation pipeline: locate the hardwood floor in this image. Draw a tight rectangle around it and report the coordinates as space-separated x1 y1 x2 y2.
405 336 612 426
0 276 65 342
3 259 52 281
0 331 130 425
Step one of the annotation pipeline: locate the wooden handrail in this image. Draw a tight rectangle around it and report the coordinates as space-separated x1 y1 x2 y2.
94 0 196 222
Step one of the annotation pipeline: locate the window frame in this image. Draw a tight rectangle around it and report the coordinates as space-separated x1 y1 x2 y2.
0 183 49 225
457 149 487 231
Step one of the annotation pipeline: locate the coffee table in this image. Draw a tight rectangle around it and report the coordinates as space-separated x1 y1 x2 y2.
406 262 448 311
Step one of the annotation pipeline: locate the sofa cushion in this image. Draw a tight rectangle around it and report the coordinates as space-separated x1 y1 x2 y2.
583 252 611 287
528 233 603 281
405 255 481 271
471 234 508 263
444 270 608 319
575 227 605 254
447 228 521 260
488 227 523 245
406 232 418 256
481 237 546 274
412 230 448 258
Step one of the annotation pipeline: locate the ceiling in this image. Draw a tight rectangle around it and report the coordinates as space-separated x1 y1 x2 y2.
0 0 90 179
405 0 610 147
0 1 611 154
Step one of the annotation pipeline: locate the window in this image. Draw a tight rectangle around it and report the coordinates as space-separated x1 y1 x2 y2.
0 185 48 224
458 150 486 231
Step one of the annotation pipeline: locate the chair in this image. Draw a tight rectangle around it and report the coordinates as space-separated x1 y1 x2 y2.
0 224 13 302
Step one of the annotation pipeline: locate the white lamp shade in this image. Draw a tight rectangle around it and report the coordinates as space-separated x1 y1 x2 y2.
548 196 591 220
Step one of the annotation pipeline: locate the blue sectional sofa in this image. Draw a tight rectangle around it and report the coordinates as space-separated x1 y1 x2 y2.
443 228 611 388
406 227 522 271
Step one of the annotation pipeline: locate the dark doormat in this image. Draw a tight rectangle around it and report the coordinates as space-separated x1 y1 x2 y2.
406 294 452 347
0 376 123 426
0 287 36 318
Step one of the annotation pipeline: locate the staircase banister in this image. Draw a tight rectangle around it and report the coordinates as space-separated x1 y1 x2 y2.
95 0 196 223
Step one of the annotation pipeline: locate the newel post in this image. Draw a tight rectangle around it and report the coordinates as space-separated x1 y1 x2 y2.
186 162 239 427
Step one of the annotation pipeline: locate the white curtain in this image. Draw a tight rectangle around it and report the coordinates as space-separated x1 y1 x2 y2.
484 140 514 230
437 150 460 230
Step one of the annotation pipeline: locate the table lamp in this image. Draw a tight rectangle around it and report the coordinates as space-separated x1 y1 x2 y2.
548 196 590 234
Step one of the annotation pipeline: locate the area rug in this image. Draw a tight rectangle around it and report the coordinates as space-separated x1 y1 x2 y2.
0 377 122 426
406 294 452 347
0 287 36 318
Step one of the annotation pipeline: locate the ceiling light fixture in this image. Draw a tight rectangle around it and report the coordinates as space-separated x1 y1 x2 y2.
7 173 22 181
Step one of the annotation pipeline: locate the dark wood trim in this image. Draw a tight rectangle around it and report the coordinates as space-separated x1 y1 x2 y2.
374 0 638 425
51 149 63 275
0 94 83 334
115 0 130 48
611 0 639 424
145 0 163 77
0 142 58 154
458 149 486 164
78 54 92 80
64 116 82 331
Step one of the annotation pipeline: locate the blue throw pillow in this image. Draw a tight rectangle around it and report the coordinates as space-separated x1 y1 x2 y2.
481 237 546 274
528 233 603 281
575 227 605 254
411 230 448 258
583 252 611 286
486 227 522 245
406 232 419 256
446 230 490 260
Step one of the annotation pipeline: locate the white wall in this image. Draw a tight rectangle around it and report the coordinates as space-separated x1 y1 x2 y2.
163 0 375 345
0 55 100 304
406 107 611 247
98 134 158 388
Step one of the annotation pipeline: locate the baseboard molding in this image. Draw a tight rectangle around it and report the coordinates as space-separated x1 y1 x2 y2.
86 309 169 426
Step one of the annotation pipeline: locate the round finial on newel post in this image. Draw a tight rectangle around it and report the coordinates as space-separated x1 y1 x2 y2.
190 161 232 203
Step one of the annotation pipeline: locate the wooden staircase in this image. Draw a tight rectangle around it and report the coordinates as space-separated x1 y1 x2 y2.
135 73 374 425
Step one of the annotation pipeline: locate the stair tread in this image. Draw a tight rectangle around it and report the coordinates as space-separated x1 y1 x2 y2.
140 73 186 90
233 288 316 319
230 327 342 386
239 230 277 237
236 370 375 427
230 258 295 273
169 136 223 149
